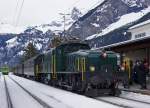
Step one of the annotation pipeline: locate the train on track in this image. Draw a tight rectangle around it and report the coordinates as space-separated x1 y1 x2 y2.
0 66 9 75
14 42 123 97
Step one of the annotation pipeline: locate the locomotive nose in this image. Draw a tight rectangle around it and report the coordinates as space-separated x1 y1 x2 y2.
90 75 103 86
89 72 114 87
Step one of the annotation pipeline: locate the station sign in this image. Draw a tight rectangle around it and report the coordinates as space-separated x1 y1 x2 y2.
130 28 150 40
134 32 146 39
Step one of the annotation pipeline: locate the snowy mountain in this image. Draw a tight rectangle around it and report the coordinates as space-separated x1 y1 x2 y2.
0 29 52 66
67 0 150 39
86 6 150 40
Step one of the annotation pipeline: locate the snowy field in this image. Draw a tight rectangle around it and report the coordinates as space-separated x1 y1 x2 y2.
0 75 120 108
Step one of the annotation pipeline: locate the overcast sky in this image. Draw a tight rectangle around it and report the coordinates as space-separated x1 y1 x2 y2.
0 0 103 27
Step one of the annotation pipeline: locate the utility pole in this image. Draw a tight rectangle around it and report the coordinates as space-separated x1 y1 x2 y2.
59 13 70 38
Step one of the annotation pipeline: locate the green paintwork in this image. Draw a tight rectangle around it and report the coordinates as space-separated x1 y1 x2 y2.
0 66 9 75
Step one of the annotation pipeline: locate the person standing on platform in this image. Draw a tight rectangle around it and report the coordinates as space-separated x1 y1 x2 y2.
139 60 147 89
122 61 129 88
133 60 140 84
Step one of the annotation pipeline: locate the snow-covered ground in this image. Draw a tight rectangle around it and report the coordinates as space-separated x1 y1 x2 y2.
2 74 150 108
120 91 150 103
9 75 120 108
0 75 8 108
97 96 150 108
97 90 150 108
5 76 43 108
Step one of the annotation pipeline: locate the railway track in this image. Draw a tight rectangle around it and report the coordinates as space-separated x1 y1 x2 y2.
8 76 52 108
95 97 131 108
120 88 150 95
4 76 13 108
96 91 150 108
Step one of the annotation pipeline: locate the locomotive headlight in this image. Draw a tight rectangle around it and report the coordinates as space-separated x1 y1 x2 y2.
121 66 125 71
90 66 95 72
102 52 107 58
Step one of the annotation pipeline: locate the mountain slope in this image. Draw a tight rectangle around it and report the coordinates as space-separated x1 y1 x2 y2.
67 0 150 39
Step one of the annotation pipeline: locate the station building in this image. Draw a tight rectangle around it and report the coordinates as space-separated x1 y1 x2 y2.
101 19 150 70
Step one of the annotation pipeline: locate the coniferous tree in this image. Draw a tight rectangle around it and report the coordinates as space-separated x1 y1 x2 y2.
23 42 39 61
51 36 63 48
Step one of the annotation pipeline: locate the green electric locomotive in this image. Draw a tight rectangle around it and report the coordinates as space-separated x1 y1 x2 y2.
33 42 120 96
15 42 121 97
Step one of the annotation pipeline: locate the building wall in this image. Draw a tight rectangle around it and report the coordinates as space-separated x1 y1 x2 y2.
129 23 150 40
123 48 146 64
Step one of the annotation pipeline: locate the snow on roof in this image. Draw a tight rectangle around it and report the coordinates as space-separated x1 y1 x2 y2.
129 19 150 30
86 6 150 40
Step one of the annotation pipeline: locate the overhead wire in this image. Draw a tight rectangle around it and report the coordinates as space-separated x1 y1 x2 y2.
12 0 20 26
12 0 102 27
15 0 25 26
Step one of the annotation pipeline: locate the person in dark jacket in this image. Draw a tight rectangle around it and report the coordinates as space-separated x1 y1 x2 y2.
134 60 140 84
133 61 139 84
138 61 147 89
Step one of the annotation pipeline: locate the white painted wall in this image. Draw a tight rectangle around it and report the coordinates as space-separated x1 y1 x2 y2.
129 23 150 40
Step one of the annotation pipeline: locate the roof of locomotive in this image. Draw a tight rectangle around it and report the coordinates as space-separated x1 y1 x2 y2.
56 41 90 49
68 49 116 56
44 42 90 55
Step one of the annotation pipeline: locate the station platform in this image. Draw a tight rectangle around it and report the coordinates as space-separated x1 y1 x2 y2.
119 78 150 95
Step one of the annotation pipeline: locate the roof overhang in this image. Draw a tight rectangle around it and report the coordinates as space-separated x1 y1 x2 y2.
99 35 150 52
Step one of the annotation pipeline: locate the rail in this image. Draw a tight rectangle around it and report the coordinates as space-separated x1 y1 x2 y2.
4 76 13 108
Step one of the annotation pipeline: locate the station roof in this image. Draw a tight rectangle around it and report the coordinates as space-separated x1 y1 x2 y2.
99 35 150 51
129 19 150 30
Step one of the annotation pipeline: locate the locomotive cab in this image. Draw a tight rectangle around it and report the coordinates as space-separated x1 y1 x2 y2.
86 51 120 96
67 50 120 97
